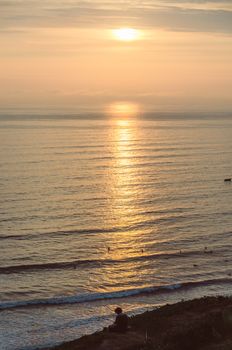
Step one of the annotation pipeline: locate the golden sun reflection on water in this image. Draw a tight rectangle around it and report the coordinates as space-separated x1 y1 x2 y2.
95 117 162 289
102 102 158 277
102 118 143 263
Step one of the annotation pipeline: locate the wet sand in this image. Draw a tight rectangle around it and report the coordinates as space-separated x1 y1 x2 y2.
48 296 232 350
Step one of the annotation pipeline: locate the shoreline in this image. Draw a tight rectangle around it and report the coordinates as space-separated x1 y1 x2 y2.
47 295 232 350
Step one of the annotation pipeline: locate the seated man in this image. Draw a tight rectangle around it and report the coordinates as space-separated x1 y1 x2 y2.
109 307 129 333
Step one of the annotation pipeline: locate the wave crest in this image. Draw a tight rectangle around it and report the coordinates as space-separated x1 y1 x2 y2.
0 278 231 311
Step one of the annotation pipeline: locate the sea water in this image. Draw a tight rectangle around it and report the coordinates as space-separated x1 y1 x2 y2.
0 114 231 350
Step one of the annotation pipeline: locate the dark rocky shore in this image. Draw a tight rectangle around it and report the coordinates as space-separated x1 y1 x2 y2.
49 296 232 350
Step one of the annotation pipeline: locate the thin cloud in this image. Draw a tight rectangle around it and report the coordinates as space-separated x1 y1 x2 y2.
0 0 231 34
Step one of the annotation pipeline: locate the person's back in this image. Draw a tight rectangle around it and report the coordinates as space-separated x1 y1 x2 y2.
108 307 129 333
115 312 128 332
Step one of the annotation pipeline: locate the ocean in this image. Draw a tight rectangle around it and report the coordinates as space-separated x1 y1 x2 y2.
0 114 232 350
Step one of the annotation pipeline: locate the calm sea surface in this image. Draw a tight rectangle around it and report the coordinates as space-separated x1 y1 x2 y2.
0 115 232 350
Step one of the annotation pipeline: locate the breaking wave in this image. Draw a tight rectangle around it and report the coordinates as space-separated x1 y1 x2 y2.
0 278 231 311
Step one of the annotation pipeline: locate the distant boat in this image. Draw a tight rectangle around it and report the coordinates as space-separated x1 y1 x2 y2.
224 178 231 182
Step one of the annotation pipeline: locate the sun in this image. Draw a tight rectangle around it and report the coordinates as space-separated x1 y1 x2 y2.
112 28 140 42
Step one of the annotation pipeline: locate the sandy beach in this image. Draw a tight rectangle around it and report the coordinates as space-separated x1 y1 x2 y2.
47 296 232 350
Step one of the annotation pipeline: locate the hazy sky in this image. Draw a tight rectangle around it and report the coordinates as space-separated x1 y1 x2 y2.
0 0 232 114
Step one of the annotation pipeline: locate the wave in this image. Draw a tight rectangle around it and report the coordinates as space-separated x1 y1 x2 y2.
0 227 121 241
0 259 104 274
0 278 231 311
0 212 201 241
0 249 215 274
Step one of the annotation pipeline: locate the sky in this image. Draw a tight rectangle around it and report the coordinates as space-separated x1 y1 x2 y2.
0 0 232 114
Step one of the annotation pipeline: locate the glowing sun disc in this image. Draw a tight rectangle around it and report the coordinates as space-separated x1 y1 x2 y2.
113 28 140 41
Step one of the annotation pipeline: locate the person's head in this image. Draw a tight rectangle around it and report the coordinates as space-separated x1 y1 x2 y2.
114 307 122 314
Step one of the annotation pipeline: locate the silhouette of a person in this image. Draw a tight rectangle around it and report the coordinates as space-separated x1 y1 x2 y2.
108 307 129 333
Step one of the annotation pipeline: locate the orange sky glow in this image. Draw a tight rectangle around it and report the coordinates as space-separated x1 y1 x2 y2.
0 1 231 114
